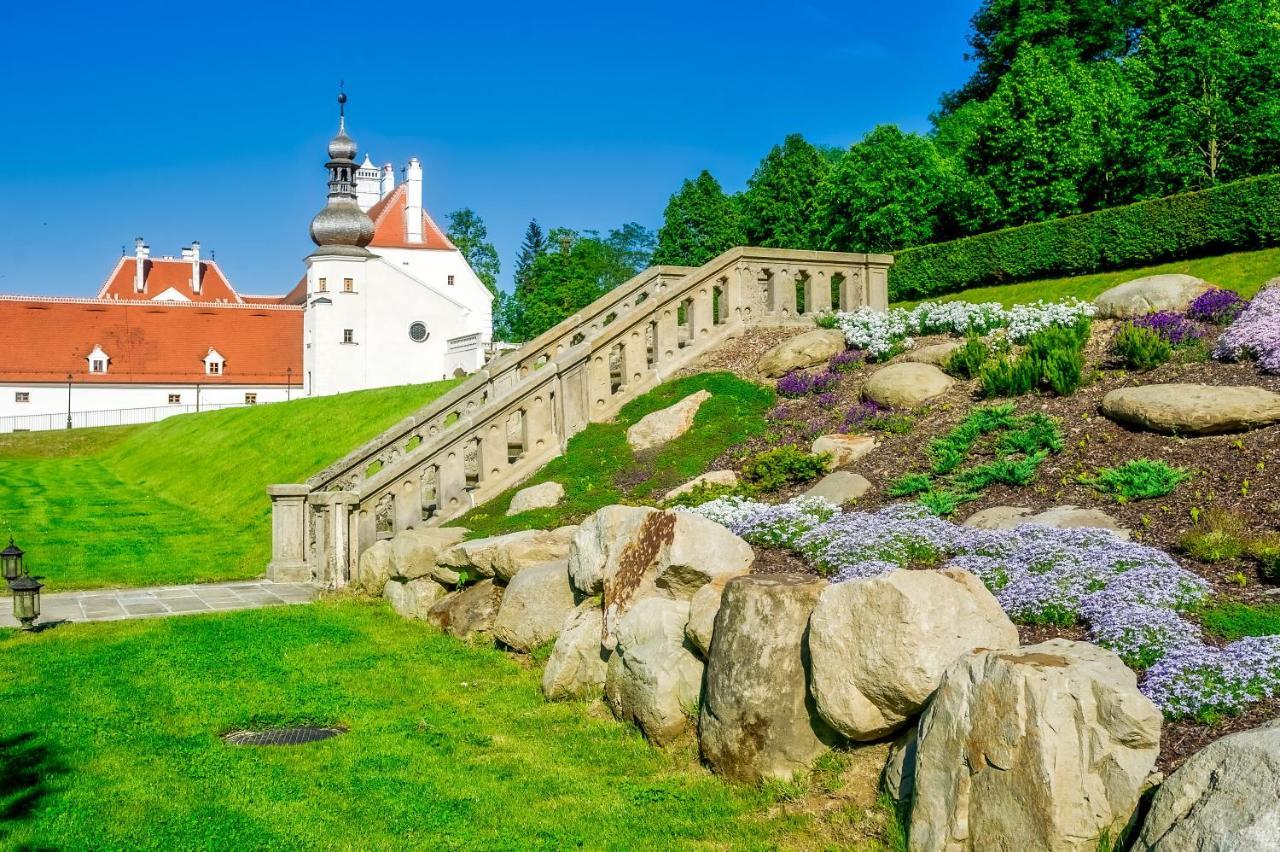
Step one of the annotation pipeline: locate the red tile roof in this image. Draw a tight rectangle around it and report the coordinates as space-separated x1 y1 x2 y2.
98 257 244 303
0 296 302 385
366 185 456 250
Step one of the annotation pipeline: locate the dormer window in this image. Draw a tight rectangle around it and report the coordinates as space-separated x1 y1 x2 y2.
204 348 226 376
86 344 110 374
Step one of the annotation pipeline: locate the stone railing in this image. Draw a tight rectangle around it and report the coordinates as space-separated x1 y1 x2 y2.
268 247 892 585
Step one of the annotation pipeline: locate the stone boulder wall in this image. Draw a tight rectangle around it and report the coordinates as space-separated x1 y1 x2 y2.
756 329 847 378
506 481 565 516
492 560 576 653
391 527 470 585
863 363 954 410
1093 274 1211 319
439 526 577 583
542 601 610 701
808 569 1019 741
357 540 395 594
383 577 449 620
604 597 704 745
904 340 963 367
802 471 872 505
685 579 727 657
1102 384 1280 435
699 574 840 783
964 505 1131 540
569 506 753 649
662 470 738 503
625 389 711 451
810 434 877 469
1135 720 1280 851
909 640 1162 852
425 579 504 641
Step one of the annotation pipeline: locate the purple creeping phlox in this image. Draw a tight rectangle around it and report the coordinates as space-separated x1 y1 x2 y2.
1142 636 1280 718
1187 288 1249 325
1215 284 1280 373
1133 310 1205 346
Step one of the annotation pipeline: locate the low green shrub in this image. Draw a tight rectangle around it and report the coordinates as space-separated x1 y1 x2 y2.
663 481 742 509
1180 510 1249 563
887 473 933 497
979 355 1040 397
1110 323 1173 370
741 445 830 492
1199 601 1280 642
1248 536 1280 582
944 335 992 380
815 314 839 330
1081 459 1189 502
978 320 1089 397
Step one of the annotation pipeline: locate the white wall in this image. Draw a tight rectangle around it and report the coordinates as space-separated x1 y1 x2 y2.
0 382 299 432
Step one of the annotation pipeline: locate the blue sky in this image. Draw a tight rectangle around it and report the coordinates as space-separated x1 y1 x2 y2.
0 0 977 296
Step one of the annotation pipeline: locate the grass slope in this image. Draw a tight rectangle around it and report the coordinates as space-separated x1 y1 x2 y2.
0 382 455 589
451 372 775 538
0 600 899 850
897 246 1280 308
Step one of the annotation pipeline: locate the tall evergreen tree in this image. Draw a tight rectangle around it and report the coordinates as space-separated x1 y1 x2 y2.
513 219 547 290
444 208 500 296
652 171 745 267
740 134 831 249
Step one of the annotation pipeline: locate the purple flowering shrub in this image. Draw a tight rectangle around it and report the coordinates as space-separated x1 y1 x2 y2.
1133 311 1205 346
776 370 840 398
828 350 864 373
1188 288 1249 325
688 498 1280 718
1215 285 1280 373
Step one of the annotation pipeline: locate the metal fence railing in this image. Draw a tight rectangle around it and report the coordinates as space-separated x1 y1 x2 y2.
0 402 256 433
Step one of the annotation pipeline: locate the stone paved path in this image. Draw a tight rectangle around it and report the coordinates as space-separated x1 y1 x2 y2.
0 580 316 628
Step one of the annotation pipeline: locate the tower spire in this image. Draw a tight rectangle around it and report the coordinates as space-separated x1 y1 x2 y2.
308 87 374 256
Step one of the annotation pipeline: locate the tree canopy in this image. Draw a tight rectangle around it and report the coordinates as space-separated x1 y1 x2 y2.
653 171 745 267
444 209 500 296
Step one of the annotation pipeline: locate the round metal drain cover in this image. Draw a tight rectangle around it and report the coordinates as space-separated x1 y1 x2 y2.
223 726 346 746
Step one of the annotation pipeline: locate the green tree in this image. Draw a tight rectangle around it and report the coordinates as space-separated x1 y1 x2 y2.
942 0 1142 112
739 134 831 249
604 222 657 273
445 208 500 295
1130 0 1280 192
513 219 547 290
652 171 745 267
812 125 961 252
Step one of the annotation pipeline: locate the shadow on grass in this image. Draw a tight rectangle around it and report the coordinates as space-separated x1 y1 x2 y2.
1 732 63 848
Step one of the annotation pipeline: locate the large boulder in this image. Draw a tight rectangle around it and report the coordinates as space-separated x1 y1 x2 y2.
391 527 469 585
802 471 871 505
439 526 576 582
1102 383 1280 435
1135 720 1280 851
357 540 396 594
1093 274 1211 319
424 579 504 641
541 601 610 701
383 577 449 620
604 597 704 745
904 340 964 367
809 569 1018 741
492 560 576 652
909 640 1162 852
756 329 847 378
964 504 1131 540
662 470 738 503
883 727 919 813
699 574 838 783
626 390 712 451
506 481 565 516
863 362 953 410
568 506 753 649
685 578 728 657
811 434 877 468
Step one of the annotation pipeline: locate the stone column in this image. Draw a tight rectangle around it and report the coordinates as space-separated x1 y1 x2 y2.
654 308 679 368
523 391 554 458
691 285 713 341
587 348 612 421
267 484 312 583
807 268 833 315
479 419 507 483
771 267 797 319
866 256 892 311
622 327 648 388
436 449 468 519
329 492 358 589
840 267 865 311
394 475 422 532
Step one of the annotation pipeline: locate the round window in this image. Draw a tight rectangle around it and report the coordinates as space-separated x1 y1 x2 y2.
408 321 429 342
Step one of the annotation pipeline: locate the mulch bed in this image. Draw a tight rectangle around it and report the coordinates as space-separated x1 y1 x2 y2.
690 322 1280 772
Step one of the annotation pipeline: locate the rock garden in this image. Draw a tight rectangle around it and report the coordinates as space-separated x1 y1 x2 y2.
362 274 1280 850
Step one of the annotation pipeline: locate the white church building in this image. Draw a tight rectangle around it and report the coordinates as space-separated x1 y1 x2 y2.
0 95 494 431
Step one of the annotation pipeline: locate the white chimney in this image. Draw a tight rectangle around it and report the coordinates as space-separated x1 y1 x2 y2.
134 237 150 293
405 158 423 243
380 163 395 198
190 241 202 294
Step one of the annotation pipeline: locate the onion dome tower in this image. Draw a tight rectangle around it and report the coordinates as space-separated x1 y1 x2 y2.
308 91 375 256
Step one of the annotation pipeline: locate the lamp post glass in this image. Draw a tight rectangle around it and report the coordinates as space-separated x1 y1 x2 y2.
1 539 23 582
9 574 42 630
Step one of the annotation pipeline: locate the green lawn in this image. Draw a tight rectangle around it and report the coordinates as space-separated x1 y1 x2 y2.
451 372 775 538
0 382 456 590
0 600 895 850
896 246 1280 308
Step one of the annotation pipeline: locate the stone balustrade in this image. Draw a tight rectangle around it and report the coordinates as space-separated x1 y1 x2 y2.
268 246 892 585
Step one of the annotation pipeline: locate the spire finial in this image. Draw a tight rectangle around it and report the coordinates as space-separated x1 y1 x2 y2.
338 81 347 128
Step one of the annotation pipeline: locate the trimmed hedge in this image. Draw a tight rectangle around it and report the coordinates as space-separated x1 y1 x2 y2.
890 172 1280 301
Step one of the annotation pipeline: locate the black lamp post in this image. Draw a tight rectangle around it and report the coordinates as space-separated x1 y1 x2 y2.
9 573 42 631
1 538 23 582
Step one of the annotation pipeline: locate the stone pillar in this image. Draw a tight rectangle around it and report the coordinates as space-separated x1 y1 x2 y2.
866 256 892 311
355 504 377 577
771 267 797 319
654 308 679 368
691 285 713 341
329 492 358 589
587 349 612 420
267 484 312 583
436 449 468 518
807 268 832 314
839 267 863 311
395 475 422 532
622 327 648 388
479 419 507 483
523 391 554 458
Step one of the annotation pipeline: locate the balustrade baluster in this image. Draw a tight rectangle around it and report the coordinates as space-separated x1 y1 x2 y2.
436 450 468 517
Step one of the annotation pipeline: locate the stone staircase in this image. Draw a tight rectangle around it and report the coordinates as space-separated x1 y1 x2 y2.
267 246 893 586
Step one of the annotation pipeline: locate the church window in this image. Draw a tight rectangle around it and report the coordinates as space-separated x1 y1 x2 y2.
447 275 455 286
14 392 30 403
343 329 355 344
408 322 428 342
318 277 327 292
343 278 354 292
244 393 258 405
168 393 182 404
